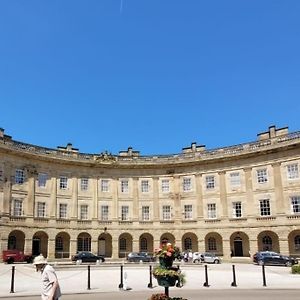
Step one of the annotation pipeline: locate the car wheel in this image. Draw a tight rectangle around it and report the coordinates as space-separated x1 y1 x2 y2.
214 259 220 264
193 259 200 263
258 260 264 266
285 261 292 267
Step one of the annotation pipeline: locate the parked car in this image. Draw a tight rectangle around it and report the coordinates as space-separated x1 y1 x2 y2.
253 251 298 267
71 251 105 263
2 250 33 264
127 252 155 262
193 252 221 264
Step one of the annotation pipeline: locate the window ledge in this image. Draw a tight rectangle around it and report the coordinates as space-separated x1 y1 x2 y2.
229 217 247 222
256 216 276 221
204 219 221 223
287 214 300 219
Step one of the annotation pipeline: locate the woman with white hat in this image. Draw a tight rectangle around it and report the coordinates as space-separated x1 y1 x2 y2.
33 254 61 300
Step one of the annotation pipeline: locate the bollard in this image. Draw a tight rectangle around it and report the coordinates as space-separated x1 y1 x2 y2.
203 264 210 287
231 265 237 287
164 286 169 297
262 264 267 287
147 265 153 288
87 265 91 290
118 265 124 289
10 266 15 293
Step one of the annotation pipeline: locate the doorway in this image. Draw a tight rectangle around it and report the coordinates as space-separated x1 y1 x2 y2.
234 238 243 256
32 238 41 256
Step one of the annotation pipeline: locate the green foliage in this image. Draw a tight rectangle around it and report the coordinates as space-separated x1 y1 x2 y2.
291 264 300 274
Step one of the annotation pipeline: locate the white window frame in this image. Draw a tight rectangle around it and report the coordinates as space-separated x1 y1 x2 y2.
291 196 300 214
101 179 109 192
80 205 88 220
260 199 271 216
141 206 150 221
38 173 47 188
230 172 241 187
37 202 46 218
184 204 193 220
206 176 215 190
100 205 109 221
59 203 67 219
232 201 242 218
13 199 23 216
59 176 68 190
80 178 89 191
161 179 170 193
15 169 25 184
257 169 268 184
207 203 217 219
141 180 149 193
121 205 129 221
287 164 299 180
183 177 192 192
162 205 171 220
120 180 129 193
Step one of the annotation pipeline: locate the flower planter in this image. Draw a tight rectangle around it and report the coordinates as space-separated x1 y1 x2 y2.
159 257 174 268
156 275 177 287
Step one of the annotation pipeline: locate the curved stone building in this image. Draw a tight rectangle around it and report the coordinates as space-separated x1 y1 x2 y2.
1 125 300 261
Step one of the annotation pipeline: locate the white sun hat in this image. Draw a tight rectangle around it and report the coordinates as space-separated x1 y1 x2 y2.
33 254 47 265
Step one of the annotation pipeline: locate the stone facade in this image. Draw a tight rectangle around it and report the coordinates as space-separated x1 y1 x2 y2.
0 126 300 261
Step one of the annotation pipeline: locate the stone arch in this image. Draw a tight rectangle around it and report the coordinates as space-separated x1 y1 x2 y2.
8 230 25 251
204 232 223 255
118 233 133 258
98 232 112 257
257 231 279 252
288 230 300 257
139 233 154 254
230 231 249 257
181 232 198 252
77 232 91 252
32 231 48 257
160 233 175 245
55 232 70 259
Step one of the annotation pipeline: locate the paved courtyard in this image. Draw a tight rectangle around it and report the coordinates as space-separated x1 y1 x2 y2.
0 262 299 298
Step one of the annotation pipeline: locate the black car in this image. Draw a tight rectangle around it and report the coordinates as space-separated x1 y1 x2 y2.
127 252 155 262
71 251 105 263
253 251 298 267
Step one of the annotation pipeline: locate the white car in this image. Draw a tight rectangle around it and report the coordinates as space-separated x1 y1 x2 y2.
193 252 221 264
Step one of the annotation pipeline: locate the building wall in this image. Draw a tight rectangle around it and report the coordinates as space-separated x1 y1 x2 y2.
1 126 300 261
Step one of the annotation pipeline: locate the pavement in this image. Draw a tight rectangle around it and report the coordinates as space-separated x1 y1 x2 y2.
0 261 299 298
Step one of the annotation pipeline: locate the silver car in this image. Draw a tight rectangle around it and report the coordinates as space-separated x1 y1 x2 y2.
193 252 221 264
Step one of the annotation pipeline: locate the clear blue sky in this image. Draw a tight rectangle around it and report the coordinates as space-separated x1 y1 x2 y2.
0 0 299 155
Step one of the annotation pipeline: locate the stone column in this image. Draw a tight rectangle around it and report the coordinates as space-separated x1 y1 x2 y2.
272 163 285 214
112 237 119 259
222 238 232 260
132 238 139 252
195 173 203 219
112 178 118 221
47 239 55 260
71 177 78 219
152 178 159 221
2 162 12 218
50 175 57 218
219 171 228 218
26 169 36 218
24 238 32 254
173 175 180 220
279 238 289 255
70 239 77 257
92 178 98 219
244 168 254 217
249 239 257 257
91 238 98 254
132 178 139 221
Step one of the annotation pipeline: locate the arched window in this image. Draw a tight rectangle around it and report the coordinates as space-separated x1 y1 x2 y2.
55 237 63 251
208 237 217 251
77 237 91 252
184 238 192 251
140 238 148 252
8 236 16 250
262 235 272 251
294 235 300 250
119 238 127 251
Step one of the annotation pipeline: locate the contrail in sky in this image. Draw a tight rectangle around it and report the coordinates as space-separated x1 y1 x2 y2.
120 0 123 14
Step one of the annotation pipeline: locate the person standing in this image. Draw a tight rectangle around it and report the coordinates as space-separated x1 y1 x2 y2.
33 254 62 300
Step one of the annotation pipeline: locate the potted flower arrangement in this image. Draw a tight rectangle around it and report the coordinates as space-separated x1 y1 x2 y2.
152 241 186 287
